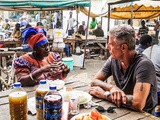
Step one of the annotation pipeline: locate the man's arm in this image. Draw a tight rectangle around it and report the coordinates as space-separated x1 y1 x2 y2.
123 82 150 111
91 72 113 91
103 82 150 111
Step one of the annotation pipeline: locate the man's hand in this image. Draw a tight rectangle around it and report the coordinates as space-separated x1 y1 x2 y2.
89 86 105 99
110 86 127 107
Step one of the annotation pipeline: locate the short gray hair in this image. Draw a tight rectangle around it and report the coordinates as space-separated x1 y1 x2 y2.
109 25 136 50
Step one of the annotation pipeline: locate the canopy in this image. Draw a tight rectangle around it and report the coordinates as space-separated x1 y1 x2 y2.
0 0 90 11
103 1 160 19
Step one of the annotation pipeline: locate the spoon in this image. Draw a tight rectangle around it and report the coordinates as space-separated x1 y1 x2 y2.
95 105 116 113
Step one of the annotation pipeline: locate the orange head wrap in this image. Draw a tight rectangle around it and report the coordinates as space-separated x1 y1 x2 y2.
28 33 48 49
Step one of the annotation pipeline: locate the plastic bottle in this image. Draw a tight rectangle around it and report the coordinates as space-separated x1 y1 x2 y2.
35 80 49 120
8 82 28 120
43 85 62 120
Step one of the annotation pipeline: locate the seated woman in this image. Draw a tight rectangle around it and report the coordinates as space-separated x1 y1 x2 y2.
11 23 22 41
14 27 70 86
77 25 85 36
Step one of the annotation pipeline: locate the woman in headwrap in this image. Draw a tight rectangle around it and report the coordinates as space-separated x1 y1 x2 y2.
14 27 70 86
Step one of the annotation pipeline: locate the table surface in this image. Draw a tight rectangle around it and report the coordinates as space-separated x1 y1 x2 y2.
0 79 158 120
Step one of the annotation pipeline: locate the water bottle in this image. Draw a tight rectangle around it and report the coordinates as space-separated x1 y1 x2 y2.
43 85 62 120
8 82 28 120
35 80 49 120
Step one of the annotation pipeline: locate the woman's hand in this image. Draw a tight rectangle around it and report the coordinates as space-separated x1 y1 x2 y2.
56 61 67 71
41 64 61 74
110 86 127 107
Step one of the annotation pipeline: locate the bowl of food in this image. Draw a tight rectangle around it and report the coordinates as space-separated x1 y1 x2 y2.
71 110 111 120
47 79 65 90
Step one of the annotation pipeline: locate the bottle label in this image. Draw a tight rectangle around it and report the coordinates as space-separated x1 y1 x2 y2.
44 113 61 119
36 96 43 109
44 94 62 119
36 90 48 110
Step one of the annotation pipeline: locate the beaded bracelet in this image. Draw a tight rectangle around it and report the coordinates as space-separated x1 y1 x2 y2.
29 73 34 81
62 68 70 75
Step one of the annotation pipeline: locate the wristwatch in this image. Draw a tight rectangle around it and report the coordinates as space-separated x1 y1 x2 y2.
104 91 110 100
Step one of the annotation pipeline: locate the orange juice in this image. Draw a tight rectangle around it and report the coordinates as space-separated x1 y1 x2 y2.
9 91 28 120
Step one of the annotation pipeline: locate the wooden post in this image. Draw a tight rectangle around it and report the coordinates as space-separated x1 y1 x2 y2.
81 6 91 70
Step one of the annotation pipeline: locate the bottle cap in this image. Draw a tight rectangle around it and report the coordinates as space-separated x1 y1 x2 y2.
39 80 46 84
49 85 57 90
14 82 21 88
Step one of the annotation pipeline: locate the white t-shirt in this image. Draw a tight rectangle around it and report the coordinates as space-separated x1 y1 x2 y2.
143 45 160 90
53 29 66 43
41 19 47 31
67 18 75 30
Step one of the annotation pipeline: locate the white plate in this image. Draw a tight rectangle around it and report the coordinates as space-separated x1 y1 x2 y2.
71 113 111 120
60 90 92 104
47 80 65 90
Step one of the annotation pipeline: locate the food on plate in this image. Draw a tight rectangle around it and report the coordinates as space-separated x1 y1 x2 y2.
60 90 92 104
75 111 109 120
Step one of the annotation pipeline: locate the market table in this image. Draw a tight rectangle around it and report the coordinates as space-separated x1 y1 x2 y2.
0 50 28 90
49 37 107 58
0 40 22 48
0 78 158 120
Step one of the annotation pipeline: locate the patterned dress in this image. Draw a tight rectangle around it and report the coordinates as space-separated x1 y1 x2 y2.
14 52 63 81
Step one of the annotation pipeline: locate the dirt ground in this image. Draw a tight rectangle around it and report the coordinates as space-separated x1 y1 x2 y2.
65 58 106 83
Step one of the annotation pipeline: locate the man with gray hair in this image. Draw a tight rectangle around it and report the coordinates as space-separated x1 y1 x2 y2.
89 25 157 114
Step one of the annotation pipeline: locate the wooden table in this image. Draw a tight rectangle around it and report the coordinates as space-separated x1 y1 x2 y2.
64 38 107 58
0 51 27 68
64 38 77 54
0 40 22 48
0 51 27 90
0 78 158 120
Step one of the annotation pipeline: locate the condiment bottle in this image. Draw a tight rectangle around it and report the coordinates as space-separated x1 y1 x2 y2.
43 85 62 120
8 82 28 120
36 80 49 120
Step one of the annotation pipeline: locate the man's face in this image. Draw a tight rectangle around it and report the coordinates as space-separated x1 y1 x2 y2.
107 36 124 60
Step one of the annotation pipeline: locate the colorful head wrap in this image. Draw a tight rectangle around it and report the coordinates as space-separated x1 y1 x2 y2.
22 27 48 49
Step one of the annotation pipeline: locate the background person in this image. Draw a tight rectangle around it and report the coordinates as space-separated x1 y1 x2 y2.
2 18 10 30
66 11 76 36
14 27 70 86
89 25 157 114
82 21 87 35
143 44 160 91
89 17 98 30
154 19 160 44
0 17 3 30
137 20 149 38
41 16 48 32
77 25 85 36
136 35 152 53
93 24 104 37
11 23 22 41
89 17 98 34
53 20 71 57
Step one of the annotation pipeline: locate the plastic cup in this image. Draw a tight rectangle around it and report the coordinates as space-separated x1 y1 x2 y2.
69 95 79 115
